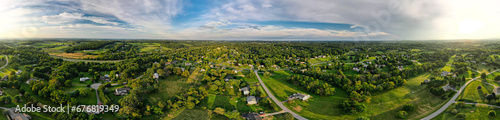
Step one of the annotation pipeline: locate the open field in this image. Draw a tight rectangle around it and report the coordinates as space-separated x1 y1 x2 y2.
432 104 500 120
458 81 490 103
261 70 447 120
50 55 122 63
147 75 190 104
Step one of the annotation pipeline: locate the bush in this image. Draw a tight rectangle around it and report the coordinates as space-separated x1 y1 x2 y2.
489 110 496 116
356 116 370 120
403 104 414 111
396 111 408 119
451 109 458 115
456 113 466 119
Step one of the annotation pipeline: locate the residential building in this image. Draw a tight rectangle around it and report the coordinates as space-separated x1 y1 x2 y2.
247 96 257 105
240 86 250 95
153 73 159 79
291 93 311 101
80 77 90 82
115 88 131 96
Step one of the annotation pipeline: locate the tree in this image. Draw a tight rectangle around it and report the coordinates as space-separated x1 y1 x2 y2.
396 111 408 119
182 70 190 77
64 80 72 87
224 111 240 119
456 113 466 119
350 91 361 101
489 110 496 116
481 73 487 80
186 102 195 109
214 107 225 115
451 109 458 115
357 116 370 120
403 104 414 111
495 75 500 81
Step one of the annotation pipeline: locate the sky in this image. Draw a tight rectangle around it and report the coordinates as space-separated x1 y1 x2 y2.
1 0 500 40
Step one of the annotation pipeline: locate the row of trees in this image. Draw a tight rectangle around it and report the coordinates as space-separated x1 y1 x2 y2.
286 75 336 96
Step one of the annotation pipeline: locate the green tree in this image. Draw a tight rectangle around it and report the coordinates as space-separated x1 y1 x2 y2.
403 104 414 111
356 116 370 120
481 73 487 80
224 111 240 119
489 110 496 116
396 111 408 119
451 109 458 115
214 107 225 115
350 91 361 101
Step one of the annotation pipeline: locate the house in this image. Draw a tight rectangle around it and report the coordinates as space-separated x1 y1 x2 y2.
225 76 233 82
80 77 90 82
442 84 453 92
398 66 404 71
247 96 257 105
300 69 307 73
472 61 476 64
0 90 3 96
242 113 262 120
441 71 451 76
494 87 500 96
16 70 22 75
290 93 311 101
423 79 430 84
100 75 110 81
185 63 192 66
115 88 131 96
453 74 457 78
353 67 360 71
2 75 8 81
200 68 206 72
233 70 238 74
165 62 171 65
153 73 159 79
240 86 250 95
116 74 120 78
181 67 186 72
6 109 31 120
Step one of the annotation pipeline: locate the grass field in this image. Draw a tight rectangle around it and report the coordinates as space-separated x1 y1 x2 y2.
308 57 330 64
76 89 98 105
172 109 210 120
261 70 447 120
432 104 500 120
260 70 352 119
459 80 495 103
147 75 190 104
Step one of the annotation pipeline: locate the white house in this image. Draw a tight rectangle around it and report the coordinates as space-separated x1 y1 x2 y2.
153 73 159 79
115 88 131 96
80 77 90 82
291 93 311 101
240 86 250 95
247 96 257 105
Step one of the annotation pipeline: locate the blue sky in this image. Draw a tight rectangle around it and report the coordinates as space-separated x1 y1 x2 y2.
1 0 500 40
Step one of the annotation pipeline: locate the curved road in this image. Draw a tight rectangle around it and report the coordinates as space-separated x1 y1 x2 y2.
422 68 500 120
0 55 9 70
254 70 308 120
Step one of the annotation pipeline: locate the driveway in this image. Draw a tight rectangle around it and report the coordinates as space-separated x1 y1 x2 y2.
254 70 308 120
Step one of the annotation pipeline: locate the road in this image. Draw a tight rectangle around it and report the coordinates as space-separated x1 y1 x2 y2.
422 68 500 120
0 55 9 71
91 83 102 105
260 111 286 117
254 70 308 120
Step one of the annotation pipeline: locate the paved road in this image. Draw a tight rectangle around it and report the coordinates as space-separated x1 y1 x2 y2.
91 83 102 105
0 55 9 70
254 70 308 120
422 68 500 120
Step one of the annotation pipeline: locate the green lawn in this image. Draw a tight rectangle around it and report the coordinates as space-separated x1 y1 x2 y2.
432 104 500 120
147 75 190 104
260 70 352 119
459 80 494 103
76 89 98 105
172 109 210 120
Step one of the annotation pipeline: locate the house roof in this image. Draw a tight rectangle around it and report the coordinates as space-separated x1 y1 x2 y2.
247 96 256 102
